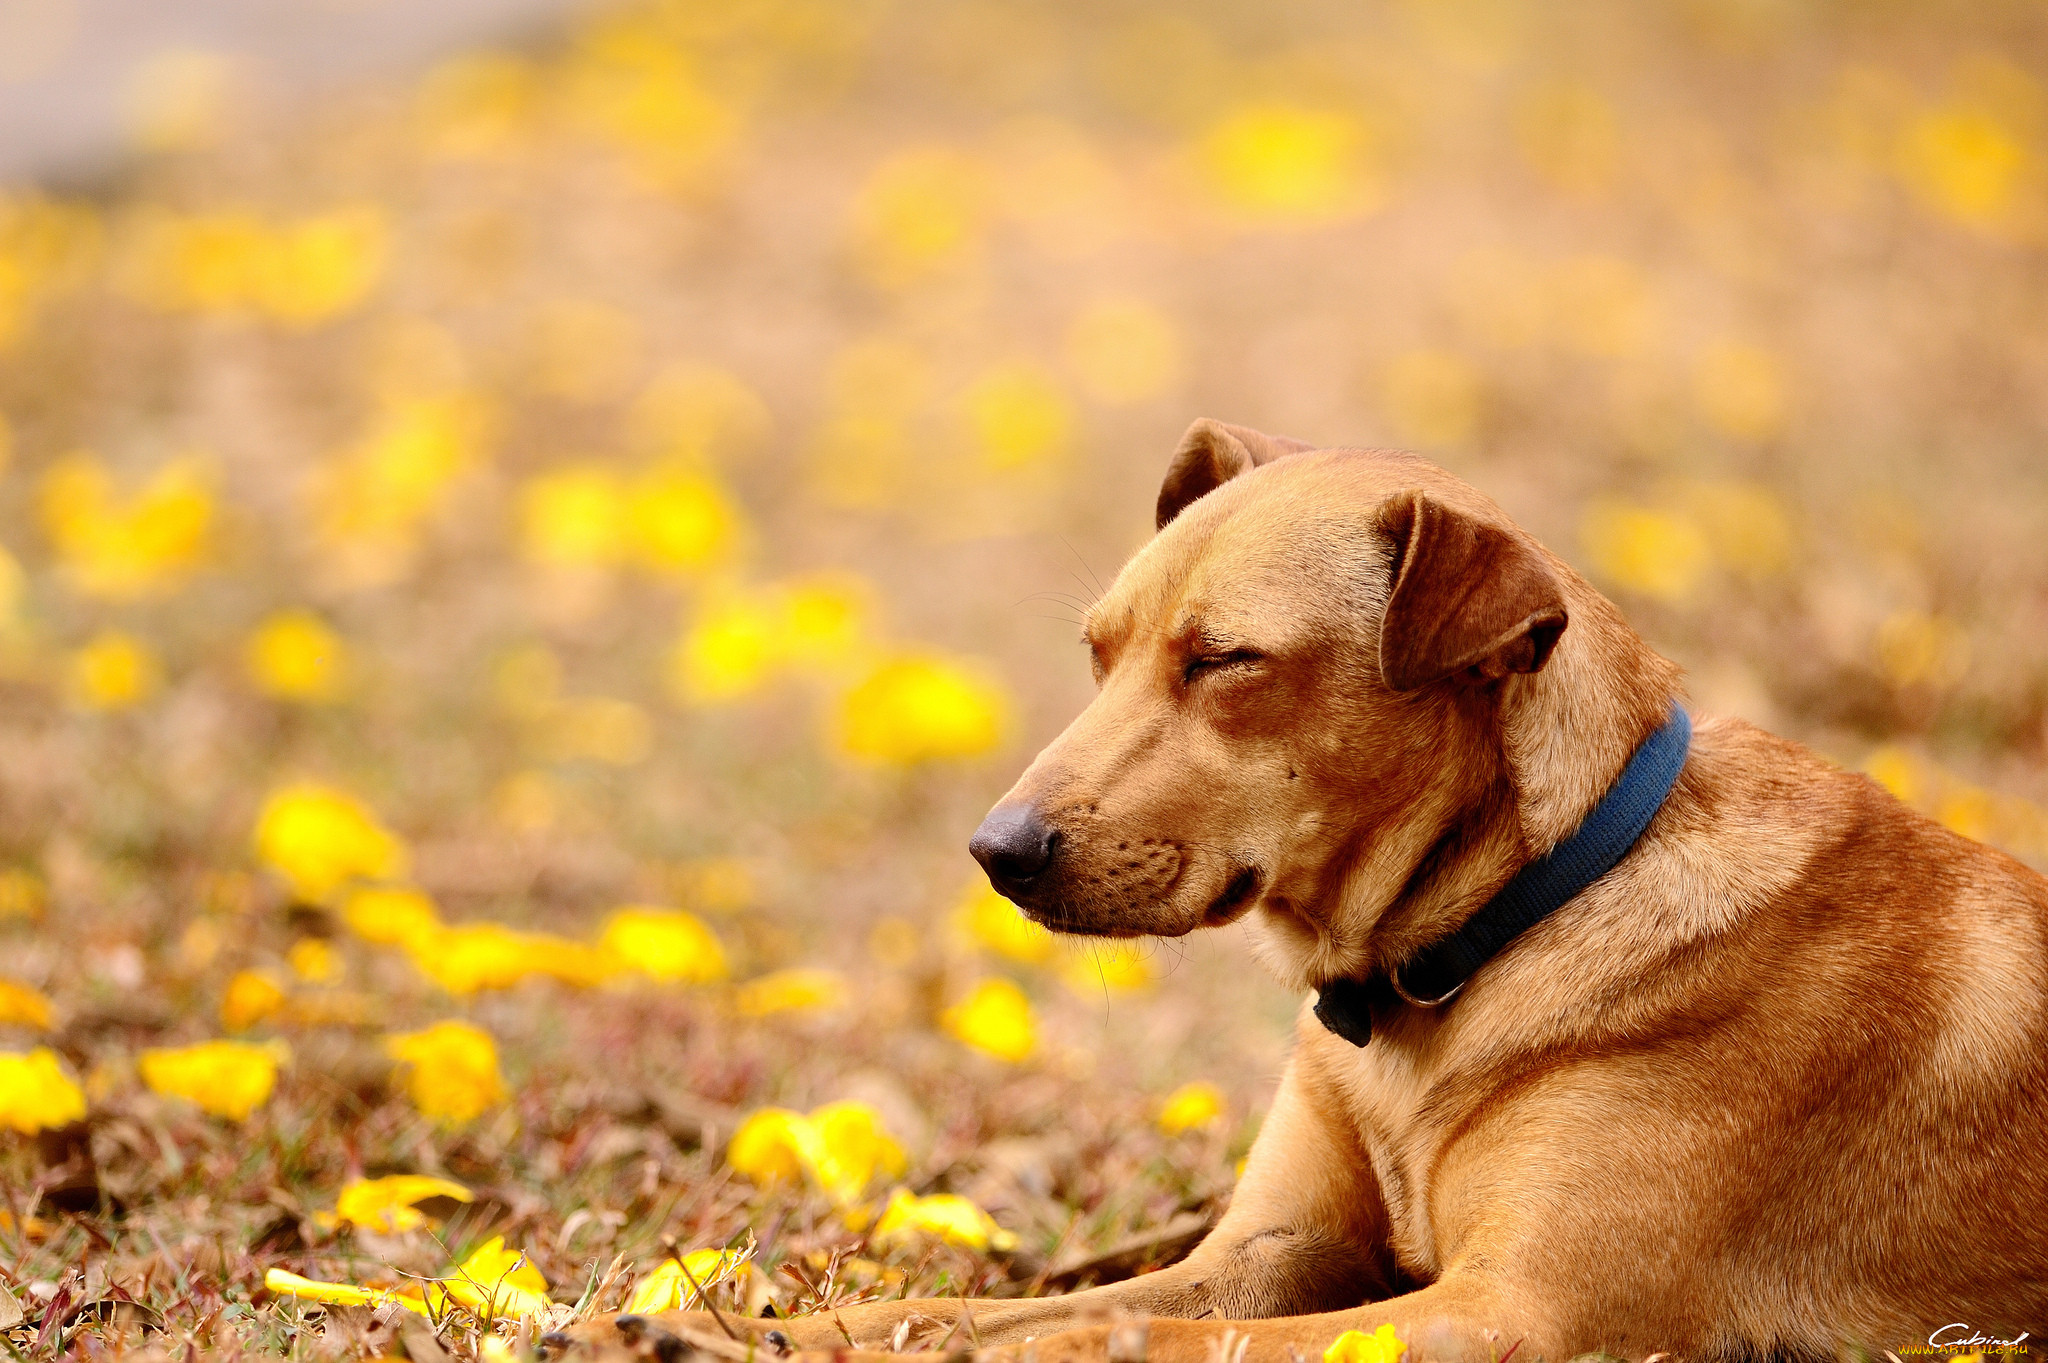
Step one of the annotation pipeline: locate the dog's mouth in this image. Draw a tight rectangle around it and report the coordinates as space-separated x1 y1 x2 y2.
1203 865 1262 925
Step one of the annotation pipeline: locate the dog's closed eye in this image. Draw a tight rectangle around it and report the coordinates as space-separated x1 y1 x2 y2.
1184 649 1263 684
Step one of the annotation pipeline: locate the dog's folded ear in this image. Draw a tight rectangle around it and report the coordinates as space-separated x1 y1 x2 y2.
1156 419 1316 530
1377 490 1569 691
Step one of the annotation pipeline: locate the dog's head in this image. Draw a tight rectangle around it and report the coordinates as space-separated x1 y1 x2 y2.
970 419 1671 988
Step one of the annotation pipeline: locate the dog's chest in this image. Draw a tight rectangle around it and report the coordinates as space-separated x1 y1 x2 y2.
1340 1040 1459 1279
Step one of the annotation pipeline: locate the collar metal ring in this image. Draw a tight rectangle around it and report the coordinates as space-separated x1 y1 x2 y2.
1388 965 1464 1008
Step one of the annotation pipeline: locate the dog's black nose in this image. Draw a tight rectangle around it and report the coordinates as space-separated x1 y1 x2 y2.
970 803 1058 892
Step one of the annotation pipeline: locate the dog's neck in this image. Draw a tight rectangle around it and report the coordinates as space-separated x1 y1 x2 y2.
1254 573 1683 994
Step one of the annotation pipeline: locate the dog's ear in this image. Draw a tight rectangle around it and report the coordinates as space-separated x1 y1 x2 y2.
1377 491 1568 692
1156 419 1316 530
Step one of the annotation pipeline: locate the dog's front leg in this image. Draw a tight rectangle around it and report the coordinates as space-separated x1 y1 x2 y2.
958 1276 1541 1363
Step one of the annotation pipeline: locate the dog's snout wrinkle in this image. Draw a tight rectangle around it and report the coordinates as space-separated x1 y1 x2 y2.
970 802 1059 894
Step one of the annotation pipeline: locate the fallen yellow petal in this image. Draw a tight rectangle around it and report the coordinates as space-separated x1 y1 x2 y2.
1324 1324 1407 1363
871 1188 1017 1252
138 1039 287 1122
0 1048 87 1134
0 978 54 1030
326 1174 474 1233
263 1267 431 1315
442 1235 553 1320
622 1246 751 1315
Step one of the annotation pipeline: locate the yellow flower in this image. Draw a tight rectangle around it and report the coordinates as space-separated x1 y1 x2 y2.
263 1268 431 1316
288 938 340 984
1381 349 1484 448
1324 1325 1407 1363
311 394 493 587
727 1107 818 1189
404 921 607 996
1692 342 1787 442
629 466 744 576
734 968 851 1018
120 206 384 323
319 1174 473 1234
139 1039 287 1122
341 885 442 948
254 208 388 326
1579 502 1710 604
808 1100 909 1204
0 1049 85 1133
851 147 988 286
1066 299 1183 407
778 574 870 671
443 1235 553 1321
961 363 1074 472
1157 1081 1226 1136
666 576 868 706
1938 788 1995 844
623 1247 753 1314
68 631 161 711
253 783 407 903
1200 104 1381 224
519 465 628 570
668 592 781 705
942 978 1037 1063
40 452 213 599
246 610 348 702
836 654 1011 765
120 209 271 311
1896 104 2028 229
726 1101 905 1204
386 1020 507 1124
956 883 1055 965
0 978 53 1030
219 970 286 1031
272 1235 551 1322
872 1189 1017 1252
1863 745 1922 807
561 18 736 188
599 906 727 983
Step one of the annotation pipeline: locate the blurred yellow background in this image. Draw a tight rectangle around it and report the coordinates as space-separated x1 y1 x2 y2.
2 0 2047 1353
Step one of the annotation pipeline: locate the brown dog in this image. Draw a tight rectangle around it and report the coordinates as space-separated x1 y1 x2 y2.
559 422 2048 1361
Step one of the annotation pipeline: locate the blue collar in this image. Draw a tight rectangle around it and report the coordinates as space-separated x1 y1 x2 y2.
1313 706 1692 1047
